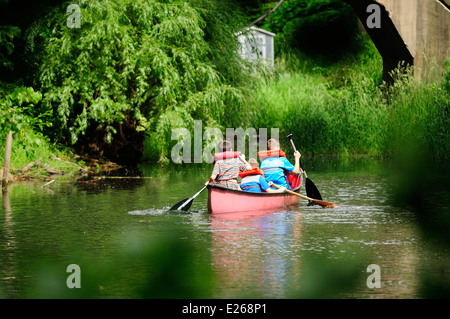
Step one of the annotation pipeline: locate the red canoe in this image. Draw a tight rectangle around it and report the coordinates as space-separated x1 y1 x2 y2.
207 175 302 214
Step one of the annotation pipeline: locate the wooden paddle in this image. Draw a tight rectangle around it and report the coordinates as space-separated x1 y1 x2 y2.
271 184 340 208
286 134 323 204
169 185 207 211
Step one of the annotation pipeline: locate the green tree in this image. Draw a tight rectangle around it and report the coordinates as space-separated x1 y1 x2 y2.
29 0 249 163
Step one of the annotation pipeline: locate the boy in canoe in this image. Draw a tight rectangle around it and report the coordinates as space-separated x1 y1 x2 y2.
206 140 252 190
240 158 286 193
258 138 301 190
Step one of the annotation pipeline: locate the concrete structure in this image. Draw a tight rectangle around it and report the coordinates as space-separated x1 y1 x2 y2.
345 0 449 81
237 27 276 66
377 0 450 78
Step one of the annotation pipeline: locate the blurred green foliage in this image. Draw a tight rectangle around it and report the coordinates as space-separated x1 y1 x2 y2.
15 230 213 299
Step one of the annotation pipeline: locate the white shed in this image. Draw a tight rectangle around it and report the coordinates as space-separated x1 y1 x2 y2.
237 26 276 66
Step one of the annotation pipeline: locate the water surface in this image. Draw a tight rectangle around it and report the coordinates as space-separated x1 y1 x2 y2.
1 158 449 298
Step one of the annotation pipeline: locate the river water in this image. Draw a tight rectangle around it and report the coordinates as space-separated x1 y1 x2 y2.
1 157 449 299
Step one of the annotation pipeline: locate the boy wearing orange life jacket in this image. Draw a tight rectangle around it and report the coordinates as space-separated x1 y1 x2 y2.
258 139 301 190
240 158 286 193
207 140 252 190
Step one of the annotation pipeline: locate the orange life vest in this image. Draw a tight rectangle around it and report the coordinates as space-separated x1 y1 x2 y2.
257 149 286 161
213 151 241 164
238 167 264 178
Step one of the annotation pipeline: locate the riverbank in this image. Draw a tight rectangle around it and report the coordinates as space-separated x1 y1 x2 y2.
1 144 123 185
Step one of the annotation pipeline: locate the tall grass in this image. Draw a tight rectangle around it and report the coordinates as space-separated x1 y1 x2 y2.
248 39 450 161
383 64 450 161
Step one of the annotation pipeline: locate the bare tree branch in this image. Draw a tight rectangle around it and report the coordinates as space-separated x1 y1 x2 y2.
51 153 90 172
250 0 285 25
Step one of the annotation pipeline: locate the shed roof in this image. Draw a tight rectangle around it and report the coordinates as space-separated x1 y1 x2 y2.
237 26 276 37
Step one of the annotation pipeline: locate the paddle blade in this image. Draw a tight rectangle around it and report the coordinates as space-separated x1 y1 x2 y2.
312 199 340 209
305 178 322 200
169 198 193 211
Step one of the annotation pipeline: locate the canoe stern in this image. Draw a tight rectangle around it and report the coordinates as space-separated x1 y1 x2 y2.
207 185 300 214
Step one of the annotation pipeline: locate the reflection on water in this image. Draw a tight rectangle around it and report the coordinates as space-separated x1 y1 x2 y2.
1 158 449 298
210 210 303 298
208 201 423 298
2 187 17 298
